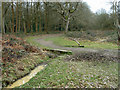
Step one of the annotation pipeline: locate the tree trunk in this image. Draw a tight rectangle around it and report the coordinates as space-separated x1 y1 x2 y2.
27 2 30 32
6 23 9 32
34 3 36 32
30 1 33 32
2 17 5 34
2 3 5 34
118 23 120 48
24 21 26 34
65 18 70 33
45 3 48 33
18 2 22 33
39 21 41 32
9 20 12 33
18 11 21 33
11 2 14 33
36 20 38 32
35 2 40 33
16 2 18 33
39 7 41 32
23 7 26 34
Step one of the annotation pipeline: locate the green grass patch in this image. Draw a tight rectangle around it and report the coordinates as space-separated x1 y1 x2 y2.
45 36 78 46
45 36 118 49
18 56 118 88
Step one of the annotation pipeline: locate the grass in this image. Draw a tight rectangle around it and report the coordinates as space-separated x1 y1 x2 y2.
14 35 118 88
45 36 118 49
17 56 118 88
24 36 47 49
45 36 78 46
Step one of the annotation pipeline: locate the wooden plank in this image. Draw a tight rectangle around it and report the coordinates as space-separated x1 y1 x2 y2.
43 48 72 55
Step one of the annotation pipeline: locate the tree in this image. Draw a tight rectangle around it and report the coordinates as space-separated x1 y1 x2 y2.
30 1 33 32
117 1 120 47
73 2 93 30
18 2 22 33
44 2 49 33
51 2 79 33
3 1 115 34
2 2 10 33
16 2 18 33
38 3 42 32
110 1 120 46
35 2 40 32
11 2 14 33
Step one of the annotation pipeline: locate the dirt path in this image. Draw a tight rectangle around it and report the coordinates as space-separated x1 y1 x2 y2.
36 34 119 58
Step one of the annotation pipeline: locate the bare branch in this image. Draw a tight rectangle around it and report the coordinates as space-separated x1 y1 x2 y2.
3 3 10 17
69 2 78 14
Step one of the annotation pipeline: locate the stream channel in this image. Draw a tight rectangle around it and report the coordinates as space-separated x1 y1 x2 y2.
6 64 47 88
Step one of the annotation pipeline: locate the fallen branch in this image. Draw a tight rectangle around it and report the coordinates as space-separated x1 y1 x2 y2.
69 37 81 46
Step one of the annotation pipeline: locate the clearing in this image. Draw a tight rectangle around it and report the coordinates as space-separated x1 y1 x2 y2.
16 34 118 88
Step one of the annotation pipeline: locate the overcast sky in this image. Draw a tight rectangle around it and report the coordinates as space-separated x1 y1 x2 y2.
2 0 119 13
82 0 118 13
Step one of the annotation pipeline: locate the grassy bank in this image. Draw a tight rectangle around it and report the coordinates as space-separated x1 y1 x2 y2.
2 54 50 87
45 36 118 49
2 34 52 87
17 56 118 88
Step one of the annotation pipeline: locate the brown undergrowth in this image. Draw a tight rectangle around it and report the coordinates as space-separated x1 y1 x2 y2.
1 34 54 87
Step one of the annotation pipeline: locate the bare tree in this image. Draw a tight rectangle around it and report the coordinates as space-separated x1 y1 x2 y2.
11 2 14 33
18 2 22 33
44 2 49 33
30 1 33 32
2 3 10 33
51 2 79 33
39 3 42 32
16 2 18 33
117 1 120 47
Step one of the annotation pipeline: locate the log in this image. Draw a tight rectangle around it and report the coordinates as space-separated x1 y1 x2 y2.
69 37 81 46
73 39 80 46
43 48 72 55
64 45 84 47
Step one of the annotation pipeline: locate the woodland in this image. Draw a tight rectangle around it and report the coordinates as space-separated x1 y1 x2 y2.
1 1 120 89
2 2 116 34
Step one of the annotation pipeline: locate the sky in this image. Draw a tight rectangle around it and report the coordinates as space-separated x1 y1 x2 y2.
82 0 118 13
1 0 119 13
